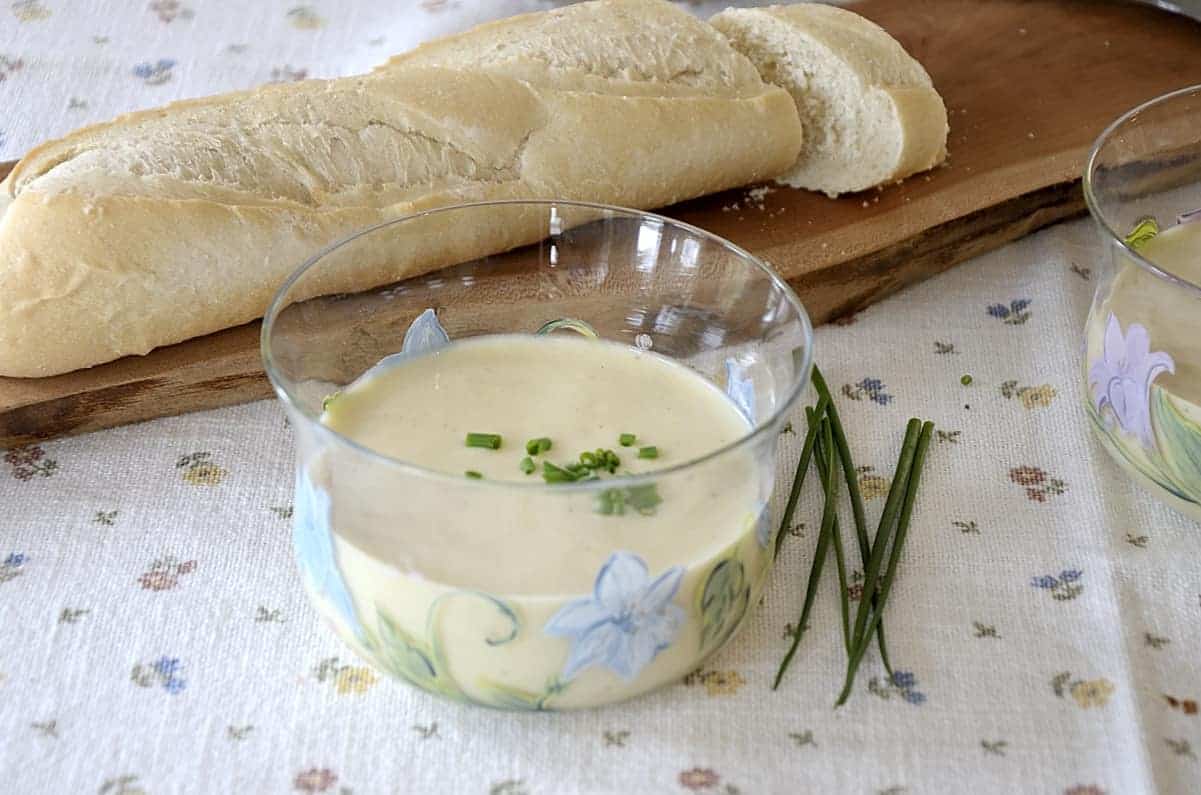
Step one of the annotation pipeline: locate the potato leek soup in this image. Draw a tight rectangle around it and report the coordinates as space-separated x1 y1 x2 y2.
1087 218 1201 520
295 334 775 709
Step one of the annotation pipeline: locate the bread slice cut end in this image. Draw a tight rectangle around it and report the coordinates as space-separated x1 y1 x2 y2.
711 5 948 197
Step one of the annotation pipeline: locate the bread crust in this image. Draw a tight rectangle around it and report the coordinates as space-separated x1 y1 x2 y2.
0 0 801 377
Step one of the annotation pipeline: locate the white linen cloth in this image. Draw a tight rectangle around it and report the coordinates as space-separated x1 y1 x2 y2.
0 3 1197 794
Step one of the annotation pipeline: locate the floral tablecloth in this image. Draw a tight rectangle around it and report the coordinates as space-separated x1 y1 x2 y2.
1 3 1198 794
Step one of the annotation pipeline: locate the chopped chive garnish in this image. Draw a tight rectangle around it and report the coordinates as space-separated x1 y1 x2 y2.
619 433 636 447
519 457 535 475
579 451 599 468
466 433 502 450
464 470 483 480
542 461 582 483
321 392 340 412
625 483 661 515
594 484 661 517
526 437 552 455
1124 216 1159 250
596 488 626 515
637 446 659 459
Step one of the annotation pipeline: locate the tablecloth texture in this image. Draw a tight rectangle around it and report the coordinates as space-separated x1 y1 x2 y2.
1 3 1198 794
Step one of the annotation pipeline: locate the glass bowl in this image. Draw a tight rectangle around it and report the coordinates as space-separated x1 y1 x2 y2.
1083 84 1201 521
262 200 814 709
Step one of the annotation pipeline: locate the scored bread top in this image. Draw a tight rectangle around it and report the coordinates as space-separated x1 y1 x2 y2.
381 0 771 97
4 69 546 208
0 0 802 377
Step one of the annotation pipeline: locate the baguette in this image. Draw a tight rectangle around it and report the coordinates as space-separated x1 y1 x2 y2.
711 4 948 197
0 0 801 377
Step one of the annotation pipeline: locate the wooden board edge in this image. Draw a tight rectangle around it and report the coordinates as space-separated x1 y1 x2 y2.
788 178 1086 323
0 178 1087 449
1 371 273 448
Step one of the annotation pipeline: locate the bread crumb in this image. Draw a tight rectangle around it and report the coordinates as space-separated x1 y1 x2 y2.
1104 40 1111 47
741 184 775 212
861 200 870 208
1018 27 1027 35
1027 131 1036 139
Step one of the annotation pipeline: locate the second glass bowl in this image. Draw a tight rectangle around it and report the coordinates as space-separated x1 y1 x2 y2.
1084 84 1201 521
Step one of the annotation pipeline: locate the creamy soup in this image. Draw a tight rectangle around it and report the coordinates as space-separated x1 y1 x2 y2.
294 334 775 708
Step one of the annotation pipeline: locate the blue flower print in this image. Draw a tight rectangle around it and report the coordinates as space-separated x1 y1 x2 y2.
1030 568 1084 601
986 299 1032 325
152 656 186 694
841 378 893 406
869 669 927 705
544 551 685 681
293 469 363 639
132 656 187 694
133 59 175 85
0 552 25 584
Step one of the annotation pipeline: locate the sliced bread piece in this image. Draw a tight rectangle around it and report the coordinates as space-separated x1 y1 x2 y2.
711 3 948 197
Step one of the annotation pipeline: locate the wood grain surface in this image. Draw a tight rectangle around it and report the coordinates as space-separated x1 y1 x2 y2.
2 0 1200 447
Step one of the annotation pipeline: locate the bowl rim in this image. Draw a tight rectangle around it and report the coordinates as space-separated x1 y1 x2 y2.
261 198 815 492
1083 82 1201 297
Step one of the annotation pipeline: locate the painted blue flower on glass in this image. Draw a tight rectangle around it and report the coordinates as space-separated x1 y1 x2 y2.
293 469 363 640
725 359 756 423
1088 313 1174 448
353 308 450 382
755 511 772 549
544 551 685 681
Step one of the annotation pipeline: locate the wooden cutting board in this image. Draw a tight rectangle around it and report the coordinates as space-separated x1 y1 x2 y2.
2 0 1199 447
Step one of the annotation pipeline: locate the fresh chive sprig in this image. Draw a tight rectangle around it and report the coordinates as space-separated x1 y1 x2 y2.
773 412 841 691
835 420 933 706
773 365 934 703
811 367 892 675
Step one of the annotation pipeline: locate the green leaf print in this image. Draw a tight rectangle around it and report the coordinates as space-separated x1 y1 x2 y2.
697 557 750 652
